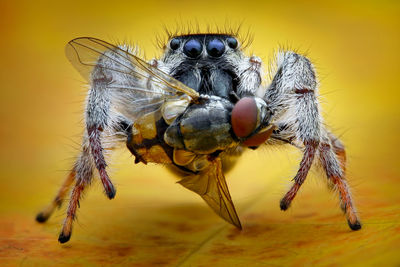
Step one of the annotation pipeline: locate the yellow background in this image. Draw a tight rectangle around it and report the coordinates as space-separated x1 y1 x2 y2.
0 0 399 266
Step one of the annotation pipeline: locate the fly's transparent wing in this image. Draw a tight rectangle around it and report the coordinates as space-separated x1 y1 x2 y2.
178 157 242 229
65 37 199 119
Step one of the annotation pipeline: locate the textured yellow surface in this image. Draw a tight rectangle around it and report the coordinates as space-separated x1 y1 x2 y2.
0 0 399 266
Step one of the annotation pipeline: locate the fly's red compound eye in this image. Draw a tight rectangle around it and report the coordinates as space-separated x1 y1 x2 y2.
231 97 274 147
231 97 258 138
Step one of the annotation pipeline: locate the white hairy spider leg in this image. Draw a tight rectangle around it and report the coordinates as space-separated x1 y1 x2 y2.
58 116 133 243
86 67 117 199
57 142 94 243
265 51 320 209
264 51 361 230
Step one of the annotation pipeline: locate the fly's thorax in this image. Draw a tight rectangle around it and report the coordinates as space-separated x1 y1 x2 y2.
164 96 238 155
161 96 191 124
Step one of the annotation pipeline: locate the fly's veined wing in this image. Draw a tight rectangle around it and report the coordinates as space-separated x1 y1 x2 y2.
178 157 242 229
65 37 200 118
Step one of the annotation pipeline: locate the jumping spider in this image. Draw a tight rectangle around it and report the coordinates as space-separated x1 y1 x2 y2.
36 32 361 243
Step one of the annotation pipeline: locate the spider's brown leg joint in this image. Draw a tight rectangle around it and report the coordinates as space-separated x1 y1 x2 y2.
58 232 71 243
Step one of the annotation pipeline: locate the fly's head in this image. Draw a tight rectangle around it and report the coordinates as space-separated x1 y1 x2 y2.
231 96 275 148
159 34 262 99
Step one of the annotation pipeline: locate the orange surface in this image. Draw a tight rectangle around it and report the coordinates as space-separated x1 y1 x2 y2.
0 1 399 266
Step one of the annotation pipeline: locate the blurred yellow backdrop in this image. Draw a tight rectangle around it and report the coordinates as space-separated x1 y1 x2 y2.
0 0 399 266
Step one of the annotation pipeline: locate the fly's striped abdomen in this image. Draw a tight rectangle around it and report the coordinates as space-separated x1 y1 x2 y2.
164 96 238 154
127 109 173 165
127 95 240 173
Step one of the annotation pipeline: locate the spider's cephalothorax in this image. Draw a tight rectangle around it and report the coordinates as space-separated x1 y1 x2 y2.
36 33 361 244
159 34 262 98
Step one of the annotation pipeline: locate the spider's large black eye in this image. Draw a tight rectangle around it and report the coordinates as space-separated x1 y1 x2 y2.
227 37 238 49
169 38 180 50
183 39 202 58
206 39 225 57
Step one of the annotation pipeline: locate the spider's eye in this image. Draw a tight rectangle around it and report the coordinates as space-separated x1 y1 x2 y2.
206 39 225 57
227 37 238 49
183 39 202 58
169 38 180 50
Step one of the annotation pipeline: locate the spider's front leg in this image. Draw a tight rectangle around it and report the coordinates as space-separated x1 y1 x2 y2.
265 51 361 230
37 50 135 242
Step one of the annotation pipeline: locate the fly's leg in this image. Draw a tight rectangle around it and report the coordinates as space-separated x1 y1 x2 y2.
319 131 361 230
36 170 76 223
264 50 361 230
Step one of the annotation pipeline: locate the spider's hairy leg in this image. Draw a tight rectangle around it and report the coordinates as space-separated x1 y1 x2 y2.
36 169 76 223
278 91 320 211
88 124 115 199
58 145 94 243
57 121 129 243
86 64 117 199
265 51 361 230
280 139 319 211
58 181 86 243
319 131 361 230
265 51 321 211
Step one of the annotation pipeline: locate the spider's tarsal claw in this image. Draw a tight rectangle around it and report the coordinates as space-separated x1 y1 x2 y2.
35 212 49 223
98 168 116 199
58 232 71 243
348 220 362 231
105 184 116 199
280 198 290 211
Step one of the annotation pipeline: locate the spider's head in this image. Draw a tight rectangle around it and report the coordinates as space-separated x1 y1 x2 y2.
161 34 262 98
